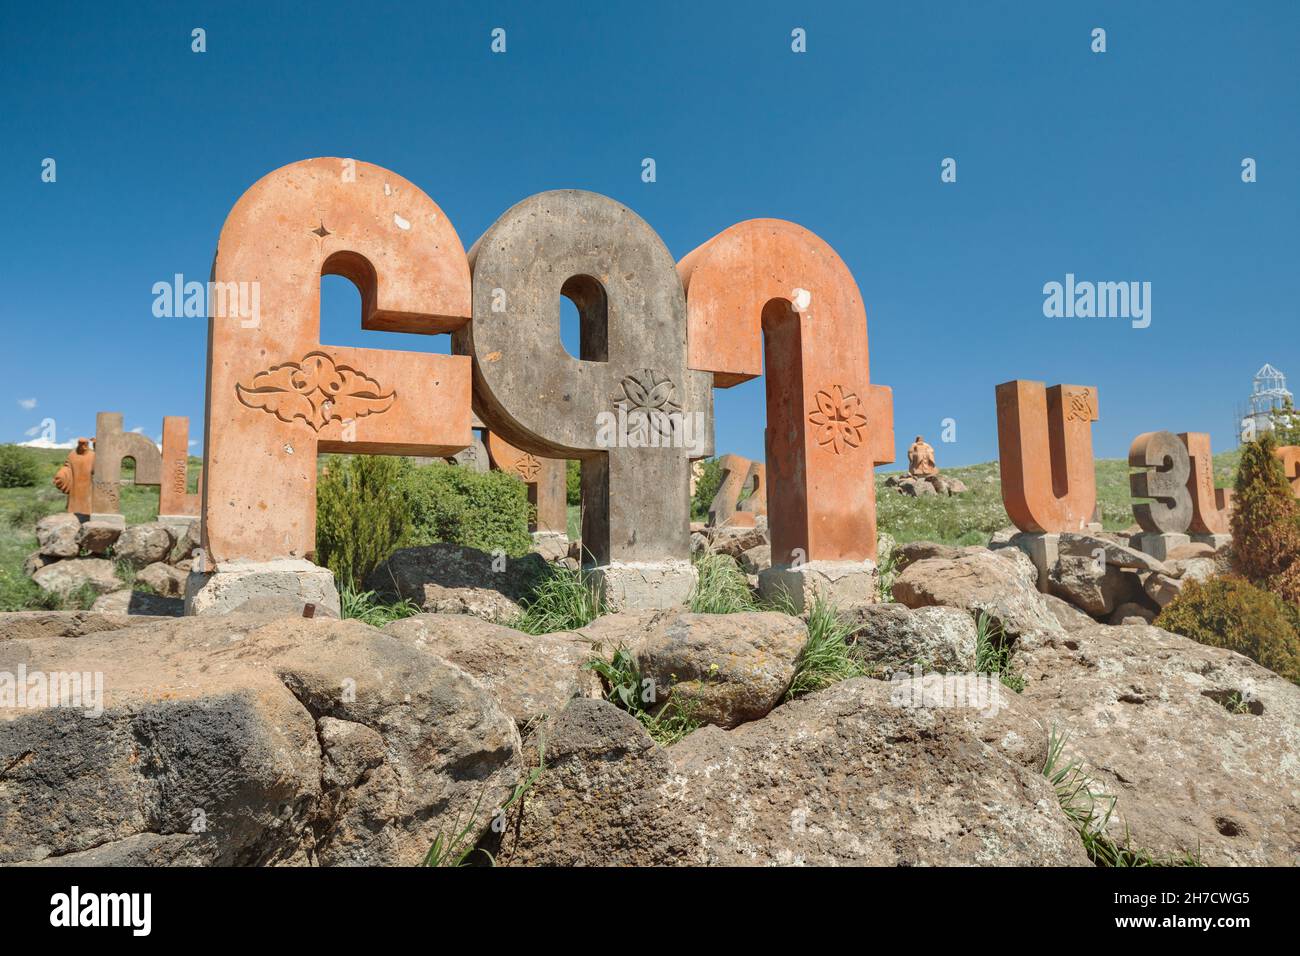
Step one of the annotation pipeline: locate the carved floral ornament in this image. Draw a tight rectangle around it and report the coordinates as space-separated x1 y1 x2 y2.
515 453 541 482
235 351 395 432
1067 388 1096 423
807 385 868 455
611 368 682 441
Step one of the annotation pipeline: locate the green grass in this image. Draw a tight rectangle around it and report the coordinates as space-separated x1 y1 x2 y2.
510 561 605 635
1042 728 1201 867
340 585 421 626
689 551 758 613
973 612 1025 692
584 646 703 745
784 594 865 699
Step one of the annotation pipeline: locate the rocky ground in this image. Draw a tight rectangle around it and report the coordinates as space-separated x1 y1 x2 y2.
2 528 1296 866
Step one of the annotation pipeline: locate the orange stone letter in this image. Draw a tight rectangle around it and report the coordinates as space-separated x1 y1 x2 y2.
679 220 893 563
1181 432 1233 534
996 380 1099 533
203 159 473 563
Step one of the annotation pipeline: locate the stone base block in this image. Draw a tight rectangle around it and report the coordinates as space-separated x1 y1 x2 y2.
590 560 697 612
184 558 340 617
1130 532 1190 562
1189 533 1231 551
1008 532 1060 593
757 560 880 615
531 531 570 562
157 514 198 528
88 513 126 530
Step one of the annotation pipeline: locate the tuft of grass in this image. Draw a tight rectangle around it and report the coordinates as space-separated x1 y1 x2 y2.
584 646 702 746
1043 728 1201 867
875 543 899 602
782 594 865 700
423 737 547 868
689 550 757 613
340 585 421 626
973 611 1024 692
511 561 605 635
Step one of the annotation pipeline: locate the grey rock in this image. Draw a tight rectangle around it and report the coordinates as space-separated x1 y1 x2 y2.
35 514 80 559
137 561 187 598
113 522 175 568
0 615 522 866
846 603 978 673
75 520 121 557
1058 533 1169 574
32 558 121 598
382 614 601 727
738 543 771 575
90 589 184 617
366 544 548 623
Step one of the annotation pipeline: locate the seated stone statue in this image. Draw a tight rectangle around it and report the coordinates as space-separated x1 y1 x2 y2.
907 435 937 477
53 438 95 516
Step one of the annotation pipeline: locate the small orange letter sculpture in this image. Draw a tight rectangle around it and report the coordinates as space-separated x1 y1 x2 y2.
1276 445 1300 498
203 159 473 564
92 411 163 516
159 416 201 519
678 219 894 565
485 431 567 536
1181 432 1233 534
996 380 1099 533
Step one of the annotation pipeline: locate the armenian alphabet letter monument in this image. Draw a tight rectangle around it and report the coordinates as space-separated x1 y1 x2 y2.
190 159 894 614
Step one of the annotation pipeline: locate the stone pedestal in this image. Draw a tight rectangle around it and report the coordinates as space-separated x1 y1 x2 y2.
757 560 879 615
1130 532 1190 563
184 558 341 617
158 514 199 528
88 513 126 530
589 560 697 612
1008 532 1059 592
1190 533 1231 551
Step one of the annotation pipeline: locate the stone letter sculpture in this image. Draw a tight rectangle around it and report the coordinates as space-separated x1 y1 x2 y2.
159 416 201 520
485 430 567 535
1275 445 1300 498
1181 432 1232 534
53 437 95 516
457 190 712 608
707 454 766 528
678 218 893 605
1128 431 1193 533
202 158 473 577
907 435 937 477
92 411 163 518
995 381 1099 533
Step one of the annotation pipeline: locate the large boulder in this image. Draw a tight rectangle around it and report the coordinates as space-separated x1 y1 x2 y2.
113 522 174 569
382 614 601 727
705 525 768 559
493 682 1089 866
892 549 1063 642
633 611 808 728
846 603 978 674
366 544 548 624
1047 556 1144 618
1016 620 1300 865
0 615 522 866
31 558 121 598
0 611 156 642
35 514 80 559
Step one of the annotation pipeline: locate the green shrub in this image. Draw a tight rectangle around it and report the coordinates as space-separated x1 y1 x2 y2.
0 445 40 488
340 585 421 627
690 458 722 522
784 595 864 699
1156 577 1300 685
316 455 413 590
566 459 581 506
1229 434 1300 603
404 462 533 557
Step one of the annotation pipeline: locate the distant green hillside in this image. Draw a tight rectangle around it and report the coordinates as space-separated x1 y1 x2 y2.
0 443 1243 610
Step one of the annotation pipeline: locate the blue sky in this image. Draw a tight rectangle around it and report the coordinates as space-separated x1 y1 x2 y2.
2 0 1296 466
